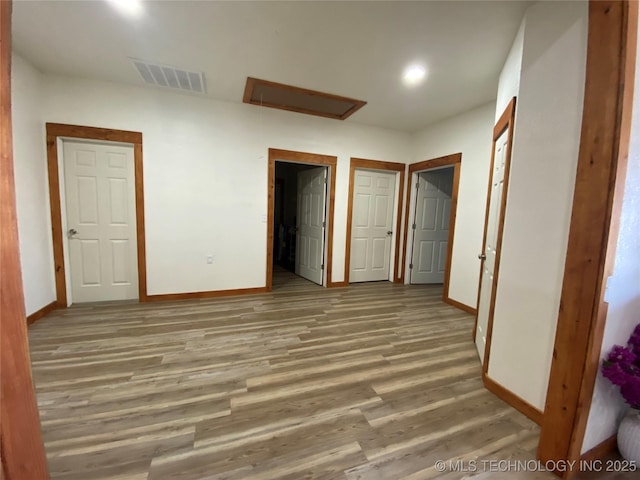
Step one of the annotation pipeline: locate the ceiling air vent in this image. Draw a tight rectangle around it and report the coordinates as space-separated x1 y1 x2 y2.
243 77 366 120
131 59 206 94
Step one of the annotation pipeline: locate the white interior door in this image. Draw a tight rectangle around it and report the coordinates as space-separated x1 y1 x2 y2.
410 168 453 284
475 128 510 360
295 166 327 285
350 169 396 283
63 140 138 303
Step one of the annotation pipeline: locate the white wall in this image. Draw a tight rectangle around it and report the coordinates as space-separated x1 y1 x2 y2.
11 54 56 316
410 102 495 307
496 21 524 121
12 52 497 310
33 71 410 296
487 0 588 410
582 8 640 452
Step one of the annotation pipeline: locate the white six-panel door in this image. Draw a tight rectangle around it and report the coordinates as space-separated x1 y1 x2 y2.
295 167 327 285
410 168 453 284
475 128 510 361
350 169 396 283
63 141 138 303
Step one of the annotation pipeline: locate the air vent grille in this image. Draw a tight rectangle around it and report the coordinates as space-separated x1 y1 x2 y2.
132 59 206 94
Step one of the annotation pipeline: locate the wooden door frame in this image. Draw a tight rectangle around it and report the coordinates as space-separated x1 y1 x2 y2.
472 98 516 351
344 158 405 285
539 1 637 475
266 148 337 289
45 123 148 305
469 98 539 424
401 153 465 311
1 1 50 477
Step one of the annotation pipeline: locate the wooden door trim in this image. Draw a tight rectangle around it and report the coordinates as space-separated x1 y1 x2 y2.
344 158 405 285
266 148 337 289
26 300 58 325
483 374 543 425
580 435 618 466
471 98 529 424
472 97 516 370
1 0 50 476
401 153 465 311
45 123 148 305
539 1 637 474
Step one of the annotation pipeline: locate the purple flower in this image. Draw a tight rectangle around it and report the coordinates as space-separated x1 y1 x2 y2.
606 345 636 367
601 323 640 408
620 380 640 410
603 361 632 387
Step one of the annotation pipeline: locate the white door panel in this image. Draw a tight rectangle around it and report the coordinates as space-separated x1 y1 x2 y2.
295 167 327 285
79 240 100 285
350 169 396 283
354 194 370 226
64 141 138 303
437 242 448 272
475 128 510 361
351 238 367 270
410 168 454 284
418 241 434 271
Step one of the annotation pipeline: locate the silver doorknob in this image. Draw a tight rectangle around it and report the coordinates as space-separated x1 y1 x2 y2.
478 253 486 260
387 230 393 235
68 228 78 238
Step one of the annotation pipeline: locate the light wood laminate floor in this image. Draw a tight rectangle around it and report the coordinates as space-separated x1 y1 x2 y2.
28 270 632 479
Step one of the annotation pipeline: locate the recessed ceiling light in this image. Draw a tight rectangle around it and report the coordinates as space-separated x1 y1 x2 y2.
403 63 427 87
106 0 144 19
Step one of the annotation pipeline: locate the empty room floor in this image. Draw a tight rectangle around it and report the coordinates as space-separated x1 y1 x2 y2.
27 271 625 480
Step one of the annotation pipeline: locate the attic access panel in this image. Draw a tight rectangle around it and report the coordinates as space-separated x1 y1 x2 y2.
243 77 367 120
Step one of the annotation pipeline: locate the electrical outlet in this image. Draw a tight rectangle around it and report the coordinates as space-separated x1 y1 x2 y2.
206 255 214 264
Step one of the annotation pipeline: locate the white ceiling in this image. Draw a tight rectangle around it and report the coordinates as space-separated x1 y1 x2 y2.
12 0 531 132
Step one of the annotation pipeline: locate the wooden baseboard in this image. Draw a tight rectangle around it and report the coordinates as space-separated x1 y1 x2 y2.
483 373 543 425
580 435 617 463
328 279 403 288
26 301 58 325
443 296 477 315
145 287 269 302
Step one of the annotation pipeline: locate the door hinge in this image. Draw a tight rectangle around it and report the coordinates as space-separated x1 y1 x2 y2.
409 263 414 269
322 221 326 228
321 264 325 270
324 177 328 184
412 223 417 230
415 181 419 189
